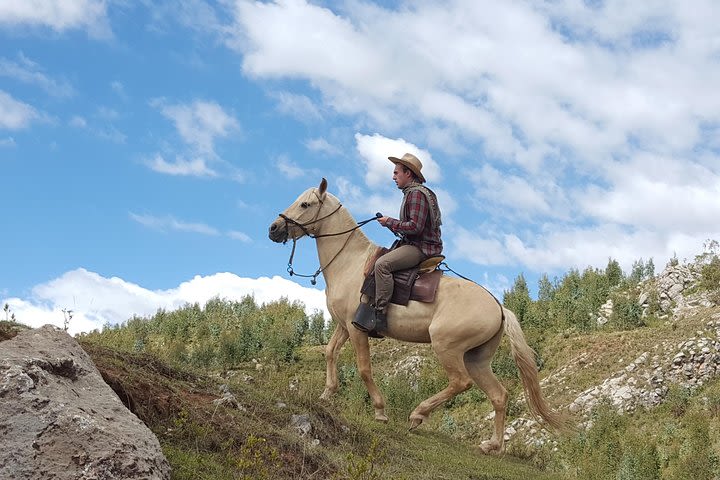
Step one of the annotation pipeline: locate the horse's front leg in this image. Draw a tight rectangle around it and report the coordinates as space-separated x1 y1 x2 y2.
320 322 349 400
349 329 388 422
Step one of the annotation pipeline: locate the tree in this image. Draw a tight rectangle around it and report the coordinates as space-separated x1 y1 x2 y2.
629 259 646 284
605 258 623 287
307 311 326 345
644 258 655 279
503 273 532 323
537 274 555 302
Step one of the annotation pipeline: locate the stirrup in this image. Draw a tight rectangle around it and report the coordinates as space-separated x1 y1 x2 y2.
351 302 375 332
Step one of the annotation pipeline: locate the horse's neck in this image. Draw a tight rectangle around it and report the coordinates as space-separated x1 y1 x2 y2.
315 208 375 293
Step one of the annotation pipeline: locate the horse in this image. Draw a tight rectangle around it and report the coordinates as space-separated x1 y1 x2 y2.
268 178 566 454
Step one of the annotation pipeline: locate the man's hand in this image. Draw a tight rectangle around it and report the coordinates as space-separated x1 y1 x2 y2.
377 216 390 227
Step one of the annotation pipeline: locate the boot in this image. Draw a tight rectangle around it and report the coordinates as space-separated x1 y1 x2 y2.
351 302 375 333
366 308 386 339
364 308 386 338
374 308 387 333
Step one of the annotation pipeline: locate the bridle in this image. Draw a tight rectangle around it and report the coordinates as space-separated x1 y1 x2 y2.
278 191 380 285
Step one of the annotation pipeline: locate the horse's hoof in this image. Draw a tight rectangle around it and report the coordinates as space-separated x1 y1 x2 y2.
319 389 334 401
408 415 425 431
374 409 388 423
478 440 503 455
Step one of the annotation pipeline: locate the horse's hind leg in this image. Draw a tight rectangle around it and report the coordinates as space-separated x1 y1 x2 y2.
320 322 349 400
464 335 508 454
408 347 473 429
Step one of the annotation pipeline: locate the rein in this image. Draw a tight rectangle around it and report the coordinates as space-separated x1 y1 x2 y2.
280 204 381 285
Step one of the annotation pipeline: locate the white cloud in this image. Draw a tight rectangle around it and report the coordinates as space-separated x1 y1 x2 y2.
141 0 223 37
0 54 75 97
153 99 241 157
69 115 87 128
579 155 720 233
276 155 304 179
224 0 720 166
272 91 322 122
0 136 15 147
0 90 39 129
69 112 126 143
97 106 119 120
129 212 220 236
228 230 252 242
1 268 329 335
0 0 110 37
110 80 126 98
305 137 340 156
146 154 218 177
453 224 718 274
96 126 127 144
211 0 720 275
469 164 559 218
355 133 441 187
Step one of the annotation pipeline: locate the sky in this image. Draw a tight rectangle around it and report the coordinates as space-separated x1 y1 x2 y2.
1 0 719 335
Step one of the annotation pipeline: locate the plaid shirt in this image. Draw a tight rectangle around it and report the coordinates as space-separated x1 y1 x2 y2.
385 189 443 257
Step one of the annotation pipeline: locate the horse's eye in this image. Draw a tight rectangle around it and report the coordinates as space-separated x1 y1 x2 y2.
300 202 309 208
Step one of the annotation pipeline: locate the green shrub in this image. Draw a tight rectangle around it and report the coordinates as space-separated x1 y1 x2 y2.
559 401 627 479
79 296 313 370
609 292 644 330
307 311 327 345
615 431 660 480
700 256 720 292
336 437 385 480
664 413 718 480
381 373 422 419
663 385 691 418
491 344 519 380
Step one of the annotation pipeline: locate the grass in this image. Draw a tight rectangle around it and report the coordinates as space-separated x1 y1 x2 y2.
0 320 30 341
78 338 557 480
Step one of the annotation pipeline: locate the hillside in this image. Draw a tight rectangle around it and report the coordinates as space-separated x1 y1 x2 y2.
3 248 719 479
76 341 558 480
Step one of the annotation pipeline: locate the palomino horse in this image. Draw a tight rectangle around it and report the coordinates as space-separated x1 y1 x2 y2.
268 178 565 454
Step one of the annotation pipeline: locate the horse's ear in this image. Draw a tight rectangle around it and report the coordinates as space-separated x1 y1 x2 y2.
318 177 327 196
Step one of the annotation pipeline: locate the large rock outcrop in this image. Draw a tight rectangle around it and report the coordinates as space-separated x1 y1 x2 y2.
0 325 171 480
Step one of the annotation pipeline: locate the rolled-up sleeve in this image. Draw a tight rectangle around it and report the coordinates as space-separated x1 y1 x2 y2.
385 190 428 235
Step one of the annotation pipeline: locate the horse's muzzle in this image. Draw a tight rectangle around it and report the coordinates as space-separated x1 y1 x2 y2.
268 218 289 243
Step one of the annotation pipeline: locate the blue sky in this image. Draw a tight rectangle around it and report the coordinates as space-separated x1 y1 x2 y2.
2 0 719 334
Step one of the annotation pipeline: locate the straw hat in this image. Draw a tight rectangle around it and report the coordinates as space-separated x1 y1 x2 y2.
388 153 425 183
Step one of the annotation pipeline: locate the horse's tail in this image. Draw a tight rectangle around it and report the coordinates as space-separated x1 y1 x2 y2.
502 307 569 431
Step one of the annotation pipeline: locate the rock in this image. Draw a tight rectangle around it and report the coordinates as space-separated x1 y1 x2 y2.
289 377 299 391
213 391 243 410
0 325 170 480
290 414 312 437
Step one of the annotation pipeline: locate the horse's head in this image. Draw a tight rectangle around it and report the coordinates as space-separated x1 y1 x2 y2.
268 178 330 243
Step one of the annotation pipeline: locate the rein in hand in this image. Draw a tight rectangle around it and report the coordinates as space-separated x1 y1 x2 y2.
280 207 382 285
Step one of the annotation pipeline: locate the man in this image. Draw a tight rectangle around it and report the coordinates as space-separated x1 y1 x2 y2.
352 152 443 334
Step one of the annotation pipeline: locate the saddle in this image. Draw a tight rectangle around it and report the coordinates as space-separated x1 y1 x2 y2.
360 247 444 306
